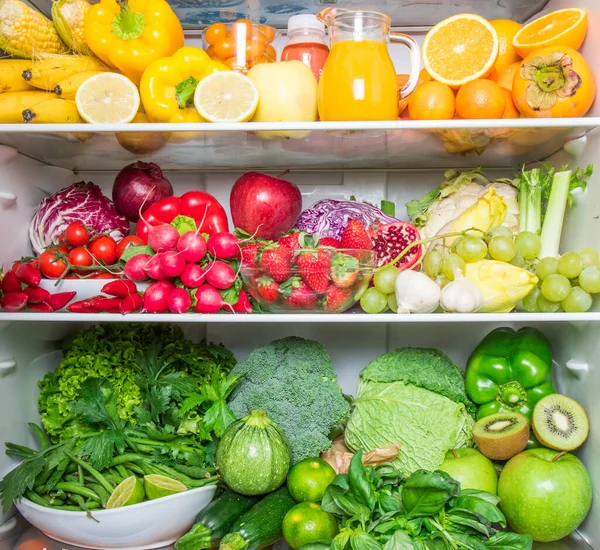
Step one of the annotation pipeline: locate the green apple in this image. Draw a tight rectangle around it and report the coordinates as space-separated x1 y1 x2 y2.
498 448 592 542
439 448 498 494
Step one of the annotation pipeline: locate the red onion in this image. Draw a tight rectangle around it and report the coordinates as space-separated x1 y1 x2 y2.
112 161 173 222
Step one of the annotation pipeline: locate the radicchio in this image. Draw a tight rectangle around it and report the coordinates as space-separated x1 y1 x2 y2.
294 199 398 240
29 182 129 255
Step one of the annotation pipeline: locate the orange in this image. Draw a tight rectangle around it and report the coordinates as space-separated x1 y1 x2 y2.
397 70 432 114
287 458 336 503
493 61 521 90
455 79 506 119
422 13 499 88
501 88 519 118
512 45 596 118
490 19 522 74
408 81 455 120
512 8 587 58
282 502 339 550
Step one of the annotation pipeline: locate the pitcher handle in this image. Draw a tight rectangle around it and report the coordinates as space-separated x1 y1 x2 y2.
390 32 421 99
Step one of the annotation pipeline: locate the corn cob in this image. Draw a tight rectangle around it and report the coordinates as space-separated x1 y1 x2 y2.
0 0 67 58
51 0 92 55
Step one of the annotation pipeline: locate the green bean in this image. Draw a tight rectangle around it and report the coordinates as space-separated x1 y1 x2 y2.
72 495 100 522
5 442 37 458
125 463 145 475
28 423 50 450
88 483 110 507
54 482 102 504
115 465 129 479
64 453 114 495
66 462 78 473
25 490 52 507
63 474 81 484
173 464 211 479
42 457 69 492
78 464 85 485
49 497 65 506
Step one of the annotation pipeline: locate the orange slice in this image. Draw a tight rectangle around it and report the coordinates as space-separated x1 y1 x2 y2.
422 13 499 89
512 8 587 58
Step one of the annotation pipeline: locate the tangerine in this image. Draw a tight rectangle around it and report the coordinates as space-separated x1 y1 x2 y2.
408 81 455 120
456 79 506 119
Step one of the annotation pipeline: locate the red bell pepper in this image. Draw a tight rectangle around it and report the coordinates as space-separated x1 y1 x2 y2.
136 191 228 244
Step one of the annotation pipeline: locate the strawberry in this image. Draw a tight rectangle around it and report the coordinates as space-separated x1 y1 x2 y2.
296 248 332 294
330 252 359 288
256 276 279 303
320 237 341 248
241 242 263 267
260 245 294 283
279 231 316 250
340 219 372 250
280 276 318 310
323 284 353 311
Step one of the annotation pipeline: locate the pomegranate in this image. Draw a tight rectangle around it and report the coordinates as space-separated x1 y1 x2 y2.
369 221 422 270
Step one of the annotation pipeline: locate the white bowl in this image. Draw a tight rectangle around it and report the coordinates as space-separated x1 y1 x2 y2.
39 278 149 302
15 484 217 550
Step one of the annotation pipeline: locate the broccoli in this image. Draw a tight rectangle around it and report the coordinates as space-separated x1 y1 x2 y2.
227 336 350 463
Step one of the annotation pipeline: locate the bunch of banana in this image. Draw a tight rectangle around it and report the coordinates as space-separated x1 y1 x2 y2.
0 91 82 123
54 70 104 99
0 60 35 93
20 54 107 91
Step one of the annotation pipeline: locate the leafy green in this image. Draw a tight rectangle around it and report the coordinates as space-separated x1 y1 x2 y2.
0 454 45 513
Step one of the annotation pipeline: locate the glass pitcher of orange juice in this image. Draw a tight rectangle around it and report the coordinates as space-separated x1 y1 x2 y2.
317 8 420 121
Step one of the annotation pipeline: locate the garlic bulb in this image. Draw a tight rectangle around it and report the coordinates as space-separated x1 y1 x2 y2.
440 275 483 313
395 270 440 314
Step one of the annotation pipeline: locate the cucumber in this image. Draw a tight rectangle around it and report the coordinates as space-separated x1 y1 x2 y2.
219 487 296 550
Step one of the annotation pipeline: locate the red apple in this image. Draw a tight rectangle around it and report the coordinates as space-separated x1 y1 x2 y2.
230 171 302 240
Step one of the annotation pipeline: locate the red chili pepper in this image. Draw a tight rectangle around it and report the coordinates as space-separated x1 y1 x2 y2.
94 297 123 313
101 279 137 298
67 298 101 313
28 302 54 313
1 292 28 312
1 271 22 294
15 263 42 287
23 286 51 304
45 291 77 311
136 191 228 244
120 293 143 314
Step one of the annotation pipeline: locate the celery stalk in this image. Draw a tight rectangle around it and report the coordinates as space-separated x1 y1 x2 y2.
518 168 542 234
539 171 572 259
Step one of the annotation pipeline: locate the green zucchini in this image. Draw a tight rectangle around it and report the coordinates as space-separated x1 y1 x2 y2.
220 487 296 550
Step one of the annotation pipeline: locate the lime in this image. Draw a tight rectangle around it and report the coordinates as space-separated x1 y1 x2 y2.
144 474 187 500
287 458 336 503
282 502 339 550
106 476 145 509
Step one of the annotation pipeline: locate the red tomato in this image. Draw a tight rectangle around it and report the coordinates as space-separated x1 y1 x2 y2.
89 236 118 265
39 246 68 279
117 235 144 258
68 247 94 274
65 222 90 247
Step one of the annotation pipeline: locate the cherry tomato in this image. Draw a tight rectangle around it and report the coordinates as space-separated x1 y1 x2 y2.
89 236 118 265
206 45 215 58
68 247 94 274
214 37 235 59
265 44 276 61
90 272 116 279
39 246 68 279
246 40 265 60
233 19 253 37
65 222 89 247
205 22 228 46
258 25 276 43
117 235 144 258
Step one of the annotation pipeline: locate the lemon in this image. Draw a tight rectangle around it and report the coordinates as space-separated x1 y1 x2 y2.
143 474 187 500
75 72 140 124
106 476 145 509
193 71 258 123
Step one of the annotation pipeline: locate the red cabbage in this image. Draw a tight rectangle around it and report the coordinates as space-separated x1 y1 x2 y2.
29 182 130 255
294 199 398 239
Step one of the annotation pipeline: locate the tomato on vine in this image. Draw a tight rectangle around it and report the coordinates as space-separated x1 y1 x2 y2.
68 247 94 274
39 246 68 279
65 222 90 247
89 236 118 265
117 235 144 259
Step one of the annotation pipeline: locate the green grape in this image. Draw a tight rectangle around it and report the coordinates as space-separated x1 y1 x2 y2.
374 266 400 295
387 293 397 313
509 252 525 267
442 254 466 281
488 236 517 262
454 237 488 262
423 249 443 278
537 294 561 313
488 226 513 241
522 287 541 312
541 274 571 302
579 266 600 294
558 252 583 279
536 257 558 280
360 287 388 314
515 231 542 260
579 247 600 268
561 287 593 313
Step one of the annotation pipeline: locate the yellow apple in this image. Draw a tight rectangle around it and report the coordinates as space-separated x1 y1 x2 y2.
247 60 317 139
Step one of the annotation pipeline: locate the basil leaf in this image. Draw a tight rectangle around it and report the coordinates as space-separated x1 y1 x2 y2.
406 518 424 537
333 474 351 491
350 530 382 550
449 533 488 550
458 489 500 506
350 451 377 511
120 244 153 262
332 530 352 550
402 470 460 518
322 485 348 516
378 490 404 514
485 532 533 550
383 531 414 550
446 510 492 537
335 492 372 524
452 497 506 527
373 518 407 535
421 532 453 550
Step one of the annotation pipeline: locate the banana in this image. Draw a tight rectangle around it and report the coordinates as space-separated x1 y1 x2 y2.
54 70 104 99
22 98 82 123
0 91 52 122
22 55 107 91
0 60 35 93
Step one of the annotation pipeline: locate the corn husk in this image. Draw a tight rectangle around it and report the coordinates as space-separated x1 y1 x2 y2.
464 260 538 313
321 436 401 474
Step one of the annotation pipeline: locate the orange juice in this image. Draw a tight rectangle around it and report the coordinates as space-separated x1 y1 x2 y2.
318 40 399 121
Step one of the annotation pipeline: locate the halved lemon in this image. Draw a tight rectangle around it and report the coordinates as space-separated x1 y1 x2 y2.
422 13 499 88
75 73 140 124
194 71 258 123
512 8 587 58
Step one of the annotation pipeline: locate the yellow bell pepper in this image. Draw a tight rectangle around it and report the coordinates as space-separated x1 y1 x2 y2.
140 46 228 123
84 0 184 86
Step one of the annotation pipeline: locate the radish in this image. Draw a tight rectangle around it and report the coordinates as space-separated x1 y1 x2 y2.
143 281 175 313
177 231 207 263
205 260 236 289
144 254 168 280
148 224 179 253
193 285 224 313
160 250 186 278
207 232 240 260
168 288 192 313
231 290 252 313
1 292 28 312
181 264 205 288
120 293 143 314
124 254 151 282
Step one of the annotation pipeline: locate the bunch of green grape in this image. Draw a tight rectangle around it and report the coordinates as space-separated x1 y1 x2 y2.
360 266 400 314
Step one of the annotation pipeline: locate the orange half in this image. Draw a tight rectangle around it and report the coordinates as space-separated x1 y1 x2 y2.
512 8 587 58
422 13 499 88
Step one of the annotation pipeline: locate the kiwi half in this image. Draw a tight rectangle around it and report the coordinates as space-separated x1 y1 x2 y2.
473 412 530 461
532 394 589 451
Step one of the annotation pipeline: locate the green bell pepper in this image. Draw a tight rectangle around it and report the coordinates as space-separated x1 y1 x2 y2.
465 327 555 421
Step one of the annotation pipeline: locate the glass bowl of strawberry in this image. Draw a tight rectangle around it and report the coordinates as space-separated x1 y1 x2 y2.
240 246 376 313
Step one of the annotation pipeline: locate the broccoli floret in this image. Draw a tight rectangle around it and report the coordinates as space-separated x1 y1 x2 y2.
228 336 349 463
